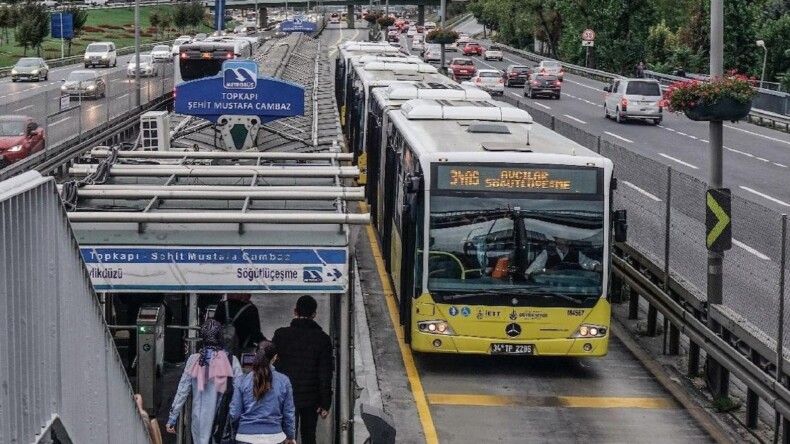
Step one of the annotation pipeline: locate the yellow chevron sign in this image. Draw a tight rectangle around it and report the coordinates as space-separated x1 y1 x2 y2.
706 188 732 252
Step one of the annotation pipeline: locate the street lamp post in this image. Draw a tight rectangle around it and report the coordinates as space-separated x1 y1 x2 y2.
756 40 768 90
134 0 141 108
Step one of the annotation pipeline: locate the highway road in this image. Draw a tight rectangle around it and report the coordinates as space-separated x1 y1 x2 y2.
0 54 175 155
419 18 790 213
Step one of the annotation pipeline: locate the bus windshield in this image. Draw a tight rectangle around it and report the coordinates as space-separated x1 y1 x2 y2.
426 194 604 307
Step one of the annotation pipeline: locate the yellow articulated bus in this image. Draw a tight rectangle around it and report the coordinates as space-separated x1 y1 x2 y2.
363 96 627 357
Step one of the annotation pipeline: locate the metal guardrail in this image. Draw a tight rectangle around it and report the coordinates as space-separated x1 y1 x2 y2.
613 241 790 438
0 39 174 78
489 41 790 132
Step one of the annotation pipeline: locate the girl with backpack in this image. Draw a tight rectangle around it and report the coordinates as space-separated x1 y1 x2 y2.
166 319 243 444
230 341 297 444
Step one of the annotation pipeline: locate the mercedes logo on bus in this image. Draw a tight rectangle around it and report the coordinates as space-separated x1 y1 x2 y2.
505 323 522 338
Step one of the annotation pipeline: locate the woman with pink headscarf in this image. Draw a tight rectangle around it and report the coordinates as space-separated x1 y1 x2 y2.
166 319 243 444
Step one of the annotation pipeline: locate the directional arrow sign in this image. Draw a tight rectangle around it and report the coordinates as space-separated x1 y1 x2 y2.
706 188 732 252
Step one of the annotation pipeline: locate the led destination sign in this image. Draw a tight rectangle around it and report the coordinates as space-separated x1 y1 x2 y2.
436 165 598 194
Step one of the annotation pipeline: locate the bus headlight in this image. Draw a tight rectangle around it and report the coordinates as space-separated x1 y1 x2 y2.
572 324 607 338
418 320 455 336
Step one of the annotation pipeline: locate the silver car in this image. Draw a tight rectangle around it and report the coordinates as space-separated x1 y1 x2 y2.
537 60 564 81
61 70 106 99
423 44 441 63
603 78 664 124
150 45 171 62
127 54 158 77
11 57 49 82
467 69 504 95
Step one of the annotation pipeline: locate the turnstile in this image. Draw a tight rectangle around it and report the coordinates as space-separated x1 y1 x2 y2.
136 304 165 415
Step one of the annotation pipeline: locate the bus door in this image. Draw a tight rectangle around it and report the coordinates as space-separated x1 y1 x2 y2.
381 135 399 271
366 108 382 226
398 171 422 344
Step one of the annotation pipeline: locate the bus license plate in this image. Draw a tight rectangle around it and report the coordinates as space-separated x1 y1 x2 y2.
490 343 534 355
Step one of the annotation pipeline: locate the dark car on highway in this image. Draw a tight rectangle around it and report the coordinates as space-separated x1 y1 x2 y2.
524 73 562 99
0 116 45 168
61 70 106 99
504 65 532 87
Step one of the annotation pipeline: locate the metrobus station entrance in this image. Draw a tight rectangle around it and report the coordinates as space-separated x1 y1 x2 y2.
62 148 368 444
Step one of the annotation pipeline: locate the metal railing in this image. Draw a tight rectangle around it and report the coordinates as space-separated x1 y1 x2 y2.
0 171 151 444
485 41 790 131
501 94 790 438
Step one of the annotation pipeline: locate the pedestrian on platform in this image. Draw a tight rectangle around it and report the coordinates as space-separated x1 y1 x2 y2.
215 293 267 357
230 341 297 444
272 295 333 444
166 319 243 444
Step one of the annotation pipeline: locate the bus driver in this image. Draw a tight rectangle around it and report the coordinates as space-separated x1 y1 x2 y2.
523 235 602 277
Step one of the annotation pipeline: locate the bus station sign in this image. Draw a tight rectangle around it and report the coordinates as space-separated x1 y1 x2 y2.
81 246 348 293
175 60 305 123
280 16 318 33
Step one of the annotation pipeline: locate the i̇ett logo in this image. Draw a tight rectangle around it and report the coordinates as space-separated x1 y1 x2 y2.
223 60 258 90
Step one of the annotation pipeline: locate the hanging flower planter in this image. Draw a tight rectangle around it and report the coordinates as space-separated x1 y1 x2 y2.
683 97 752 122
664 72 757 122
426 29 459 45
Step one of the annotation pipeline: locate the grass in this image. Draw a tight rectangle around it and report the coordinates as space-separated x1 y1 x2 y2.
0 5 214 67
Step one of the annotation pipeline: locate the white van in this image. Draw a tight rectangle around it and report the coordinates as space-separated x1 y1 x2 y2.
83 41 117 68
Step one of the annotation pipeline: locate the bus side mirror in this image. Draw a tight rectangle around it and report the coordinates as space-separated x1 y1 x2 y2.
613 209 628 243
405 174 422 194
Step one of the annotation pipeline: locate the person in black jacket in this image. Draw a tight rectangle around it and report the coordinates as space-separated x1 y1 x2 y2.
214 293 266 355
272 295 333 444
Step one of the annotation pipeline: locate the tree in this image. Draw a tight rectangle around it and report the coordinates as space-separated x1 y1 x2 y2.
758 14 790 83
159 11 172 39
15 2 48 56
188 1 205 32
62 5 89 56
149 9 161 38
645 20 677 72
723 0 759 75
172 2 191 33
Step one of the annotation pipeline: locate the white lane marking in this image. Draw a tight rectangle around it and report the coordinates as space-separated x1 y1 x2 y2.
508 92 522 98
88 104 103 111
687 135 698 140
622 180 661 202
739 186 790 207
563 114 587 124
49 116 71 126
733 239 771 260
658 153 699 169
563 78 601 92
676 131 688 137
532 102 551 110
725 124 790 146
701 139 709 143
775 163 788 168
725 146 754 157
756 157 770 162
117 93 129 99
14 105 34 112
604 131 633 143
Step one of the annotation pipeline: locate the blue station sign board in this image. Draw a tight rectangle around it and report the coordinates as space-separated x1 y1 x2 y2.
175 59 305 123
280 16 318 33
51 13 74 39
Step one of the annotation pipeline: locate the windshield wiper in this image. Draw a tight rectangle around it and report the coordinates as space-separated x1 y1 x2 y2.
438 288 595 305
438 290 504 301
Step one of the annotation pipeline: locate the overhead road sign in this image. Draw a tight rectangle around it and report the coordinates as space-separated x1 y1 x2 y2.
706 188 732 252
81 246 349 292
175 59 305 123
280 17 318 33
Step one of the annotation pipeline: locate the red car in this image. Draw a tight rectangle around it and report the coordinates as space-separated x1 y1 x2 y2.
0 115 45 168
462 42 484 56
449 57 477 80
